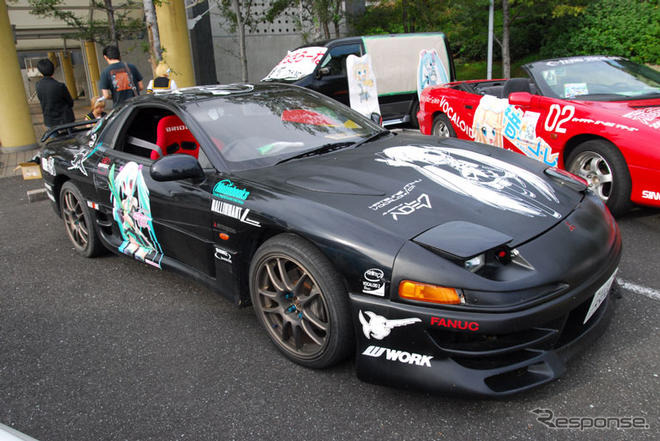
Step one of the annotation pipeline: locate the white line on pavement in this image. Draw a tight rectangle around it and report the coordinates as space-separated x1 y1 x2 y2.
616 279 660 302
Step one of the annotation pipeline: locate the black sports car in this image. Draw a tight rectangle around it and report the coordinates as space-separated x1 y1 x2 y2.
39 84 621 397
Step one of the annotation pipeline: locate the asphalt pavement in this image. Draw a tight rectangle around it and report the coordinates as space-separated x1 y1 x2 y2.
1 176 659 441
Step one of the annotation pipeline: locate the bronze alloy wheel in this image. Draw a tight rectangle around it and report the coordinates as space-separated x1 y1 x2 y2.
253 254 330 360
61 187 90 252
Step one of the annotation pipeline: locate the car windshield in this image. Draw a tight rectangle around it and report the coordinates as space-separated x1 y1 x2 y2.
529 57 660 100
187 87 382 170
262 47 327 82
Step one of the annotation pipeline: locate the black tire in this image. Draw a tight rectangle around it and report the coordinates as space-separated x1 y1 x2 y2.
410 100 420 129
565 139 632 216
59 181 104 257
432 113 456 138
249 234 353 368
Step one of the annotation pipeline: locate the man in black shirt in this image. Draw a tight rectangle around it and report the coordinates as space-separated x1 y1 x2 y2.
35 59 75 129
99 45 144 106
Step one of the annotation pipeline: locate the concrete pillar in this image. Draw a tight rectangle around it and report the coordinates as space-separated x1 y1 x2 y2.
84 41 100 97
59 51 78 99
0 0 37 152
155 0 195 87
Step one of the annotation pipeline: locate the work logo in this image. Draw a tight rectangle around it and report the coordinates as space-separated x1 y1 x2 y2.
362 345 433 367
213 179 250 204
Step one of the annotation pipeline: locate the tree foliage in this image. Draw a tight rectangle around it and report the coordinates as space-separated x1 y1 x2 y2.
352 0 658 66
27 0 144 44
540 0 660 64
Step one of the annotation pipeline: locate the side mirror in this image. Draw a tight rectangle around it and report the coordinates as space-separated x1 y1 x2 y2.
370 112 382 126
316 67 330 79
508 92 533 106
151 154 204 182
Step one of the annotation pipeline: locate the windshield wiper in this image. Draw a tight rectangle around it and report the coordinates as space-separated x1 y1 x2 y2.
276 141 355 165
351 130 392 149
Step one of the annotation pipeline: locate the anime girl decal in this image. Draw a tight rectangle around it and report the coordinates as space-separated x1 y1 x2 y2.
417 49 449 100
346 54 380 117
109 161 164 268
376 145 561 218
472 95 508 147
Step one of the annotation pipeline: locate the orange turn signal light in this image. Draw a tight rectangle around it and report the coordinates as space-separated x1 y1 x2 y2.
399 280 463 305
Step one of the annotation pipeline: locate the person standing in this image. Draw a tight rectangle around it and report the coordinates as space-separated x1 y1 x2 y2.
35 59 75 130
99 45 144 106
146 62 178 94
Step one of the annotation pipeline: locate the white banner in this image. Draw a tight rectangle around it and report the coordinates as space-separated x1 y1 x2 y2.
347 53 381 118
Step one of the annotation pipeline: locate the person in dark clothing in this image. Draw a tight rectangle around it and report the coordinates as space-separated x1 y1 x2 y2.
85 96 107 120
35 59 75 129
99 45 144 106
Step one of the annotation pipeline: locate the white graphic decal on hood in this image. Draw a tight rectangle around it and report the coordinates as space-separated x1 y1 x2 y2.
376 145 561 218
359 310 421 340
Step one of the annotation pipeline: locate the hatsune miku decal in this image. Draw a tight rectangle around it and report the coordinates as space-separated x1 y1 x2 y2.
376 145 562 218
417 49 449 100
109 161 164 268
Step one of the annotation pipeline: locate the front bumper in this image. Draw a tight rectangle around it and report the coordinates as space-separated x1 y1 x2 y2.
351 195 621 397
351 261 618 397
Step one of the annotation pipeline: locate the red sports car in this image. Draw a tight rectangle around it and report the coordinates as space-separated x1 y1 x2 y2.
418 56 660 215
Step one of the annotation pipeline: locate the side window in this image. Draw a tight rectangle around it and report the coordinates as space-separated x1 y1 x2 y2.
320 44 362 76
115 108 202 163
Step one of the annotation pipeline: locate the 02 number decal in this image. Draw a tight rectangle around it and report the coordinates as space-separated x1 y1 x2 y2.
544 104 575 134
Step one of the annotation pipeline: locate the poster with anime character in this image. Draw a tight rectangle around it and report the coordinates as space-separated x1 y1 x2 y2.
417 49 449 100
347 53 381 118
108 161 164 268
472 95 508 147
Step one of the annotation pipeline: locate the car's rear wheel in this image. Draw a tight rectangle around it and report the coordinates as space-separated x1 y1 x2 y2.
566 139 632 216
432 113 455 138
249 234 353 368
60 181 103 257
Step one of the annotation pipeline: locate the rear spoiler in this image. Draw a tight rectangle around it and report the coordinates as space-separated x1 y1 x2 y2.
41 120 98 143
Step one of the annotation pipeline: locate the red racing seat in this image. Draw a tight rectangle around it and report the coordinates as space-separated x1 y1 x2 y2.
151 115 200 160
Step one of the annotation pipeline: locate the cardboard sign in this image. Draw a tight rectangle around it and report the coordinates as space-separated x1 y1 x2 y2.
347 54 381 118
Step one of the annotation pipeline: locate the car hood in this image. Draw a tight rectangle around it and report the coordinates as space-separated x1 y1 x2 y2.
574 97 660 130
241 134 583 248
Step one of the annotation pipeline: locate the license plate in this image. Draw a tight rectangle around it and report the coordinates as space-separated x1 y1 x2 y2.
584 268 618 324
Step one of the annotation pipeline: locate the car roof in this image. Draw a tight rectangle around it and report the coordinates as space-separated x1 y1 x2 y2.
127 83 300 107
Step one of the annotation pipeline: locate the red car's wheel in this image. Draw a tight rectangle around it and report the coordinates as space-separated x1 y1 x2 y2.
432 113 456 138
566 139 632 216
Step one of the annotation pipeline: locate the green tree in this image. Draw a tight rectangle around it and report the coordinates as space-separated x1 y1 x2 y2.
540 0 660 64
27 0 144 45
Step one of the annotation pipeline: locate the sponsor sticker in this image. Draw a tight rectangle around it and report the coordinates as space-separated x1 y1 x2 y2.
213 179 250 205
41 156 56 176
369 180 422 211
362 345 433 367
211 200 261 227
362 268 385 296
382 193 431 221
430 317 479 331
359 310 421 340
214 247 233 264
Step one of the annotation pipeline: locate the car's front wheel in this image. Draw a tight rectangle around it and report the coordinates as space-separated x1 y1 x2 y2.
432 113 456 138
249 234 353 368
566 139 632 216
59 181 104 257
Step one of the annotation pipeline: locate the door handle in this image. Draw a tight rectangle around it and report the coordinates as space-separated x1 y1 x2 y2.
465 105 473 109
